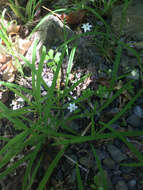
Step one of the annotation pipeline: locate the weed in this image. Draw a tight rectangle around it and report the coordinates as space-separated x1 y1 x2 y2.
7 0 44 23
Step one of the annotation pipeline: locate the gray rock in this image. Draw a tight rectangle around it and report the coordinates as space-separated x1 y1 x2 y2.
112 175 122 185
103 157 115 169
106 144 127 162
128 179 137 190
126 114 142 128
116 180 128 190
94 149 107 161
25 15 75 64
134 106 143 118
120 164 134 174
113 139 124 148
112 0 143 41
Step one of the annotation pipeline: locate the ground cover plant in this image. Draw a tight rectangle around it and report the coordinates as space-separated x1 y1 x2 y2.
0 0 143 189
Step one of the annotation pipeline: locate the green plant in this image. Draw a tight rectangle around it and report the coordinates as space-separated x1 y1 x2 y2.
90 0 119 15
96 85 109 99
0 9 23 73
7 0 44 23
45 49 61 72
0 36 92 189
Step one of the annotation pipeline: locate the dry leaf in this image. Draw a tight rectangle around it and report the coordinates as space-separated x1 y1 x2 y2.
60 10 86 25
82 76 92 89
2 61 17 82
18 39 32 55
42 6 86 25
0 53 7 63
7 22 20 35
0 19 20 35
0 54 11 64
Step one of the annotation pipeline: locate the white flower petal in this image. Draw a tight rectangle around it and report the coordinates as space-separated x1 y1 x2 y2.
67 103 78 112
81 23 92 32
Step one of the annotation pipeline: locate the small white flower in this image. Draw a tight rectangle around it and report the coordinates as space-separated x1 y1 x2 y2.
81 23 92 32
130 69 139 80
67 103 78 112
17 97 24 102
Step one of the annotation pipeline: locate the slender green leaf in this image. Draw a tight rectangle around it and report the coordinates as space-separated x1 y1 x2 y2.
91 145 107 190
76 163 83 190
22 143 42 190
27 154 43 190
37 146 67 190
0 152 34 179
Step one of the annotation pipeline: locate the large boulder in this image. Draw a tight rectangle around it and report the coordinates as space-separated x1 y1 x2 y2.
25 15 75 64
111 0 143 41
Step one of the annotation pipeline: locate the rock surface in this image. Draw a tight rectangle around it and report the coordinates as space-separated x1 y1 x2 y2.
25 15 75 64
112 0 143 41
107 144 127 162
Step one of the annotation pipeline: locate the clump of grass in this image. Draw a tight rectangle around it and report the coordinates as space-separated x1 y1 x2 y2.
0 9 23 72
5 0 44 23
0 36 91 189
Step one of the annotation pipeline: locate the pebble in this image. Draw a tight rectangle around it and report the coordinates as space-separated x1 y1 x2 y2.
134 105 143 118
113 138 124 148
115 180 128 190
94 149 107 161
103 157 115 169
128 179 137 190
112 175 123 185
126 114 141 128
106 144 127 163
119 159 135 175
120 165 134 174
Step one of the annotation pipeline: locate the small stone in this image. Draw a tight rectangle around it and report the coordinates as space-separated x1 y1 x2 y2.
126 114 141 128
103 157 115 169
107 144 127 163
128 179 137 190
112 1 143 41
94 149 107 161
113 139 124 148
116 180 128 190
120 165 134 174
134 106 143 118
112 175 122 185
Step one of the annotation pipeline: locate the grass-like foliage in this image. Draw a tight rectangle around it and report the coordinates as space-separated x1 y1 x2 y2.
0 37 91 189
7 0 44 23
0 0 143 189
